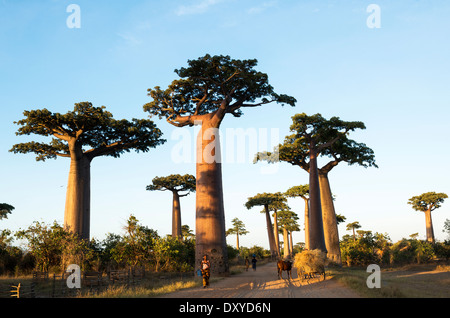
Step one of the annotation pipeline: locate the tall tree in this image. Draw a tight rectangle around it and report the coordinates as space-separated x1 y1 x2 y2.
408 192 448 243
144 54 295 275
266 200 290 256
225 218 249 250
256 113 375 262
285 185 310 249
146 174 196 240
10 102 165 240
277 209 299 259
346 221 361 241
245 192 286 259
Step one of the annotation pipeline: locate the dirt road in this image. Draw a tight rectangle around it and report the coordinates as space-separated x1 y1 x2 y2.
159 262 361 298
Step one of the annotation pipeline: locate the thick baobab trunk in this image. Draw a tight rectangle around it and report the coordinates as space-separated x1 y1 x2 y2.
283 228 290 259
303 197 310 250
424 209 435 243
308 147 327 253
64 151 91 240
273 212 281 258
289 231 294 255
318 171 342 264
264 204 278 259
172 191 182 240
195 120 229 276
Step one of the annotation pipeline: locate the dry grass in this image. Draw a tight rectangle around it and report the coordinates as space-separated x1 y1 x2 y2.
328 263 450 298
293 249 327 273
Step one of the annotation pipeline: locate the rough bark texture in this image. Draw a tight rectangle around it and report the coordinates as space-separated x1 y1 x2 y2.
283 228 290 259
264 204 278 259
318 171 342 264
308 147 327 253
273 212 281 258
424 209 435 243
195 119 229 276
172 191 182 240
64 142 92 240
303 198 310 250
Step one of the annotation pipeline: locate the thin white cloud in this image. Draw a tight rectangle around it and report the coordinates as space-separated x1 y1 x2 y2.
175 0 223 16
247 1 277 14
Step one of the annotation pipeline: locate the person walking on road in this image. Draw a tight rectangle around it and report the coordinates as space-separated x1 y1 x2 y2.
200 255 211 288
251 255 257 271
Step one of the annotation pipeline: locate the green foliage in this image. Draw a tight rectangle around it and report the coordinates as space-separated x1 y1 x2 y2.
340 231 391 266
408 192 448 212
284 185 309 199
146 174 196 194
277 210 300 232
238 245 270 259
226 218 249 237
244 192 286 210
390 239 435 264
255 113 377 172
10 102 166 161
15 221 94 271
0 203 15 220
144 54 296 127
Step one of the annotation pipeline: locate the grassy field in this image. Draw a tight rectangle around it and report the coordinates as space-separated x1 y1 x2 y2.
328 263 450 298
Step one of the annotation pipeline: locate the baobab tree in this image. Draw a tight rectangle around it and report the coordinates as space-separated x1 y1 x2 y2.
277 209 299 259
285 185 310 249
226 218 249 250
10 102 165 240
346 221 361 241
256 113 375 263
408 192 448 243
144 54 296 275
245 192 286 259
146 174 196 240
266 200 290 256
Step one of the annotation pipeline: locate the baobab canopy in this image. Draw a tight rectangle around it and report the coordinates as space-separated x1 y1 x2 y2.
10 102 166 240
143 54 297 127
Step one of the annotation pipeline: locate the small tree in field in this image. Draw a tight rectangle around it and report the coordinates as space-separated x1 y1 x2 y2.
245 192 286 259
408 192 448 243
10 102 165 240
146 174 196 240
226 218 249 250
285 185 309 248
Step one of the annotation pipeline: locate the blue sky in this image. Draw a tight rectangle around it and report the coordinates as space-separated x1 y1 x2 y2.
1 0 449 249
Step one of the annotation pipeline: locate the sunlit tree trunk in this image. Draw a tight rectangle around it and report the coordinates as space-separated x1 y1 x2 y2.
273 211 281 258
172 191 182 240
308 146 327 253
303 197 310 250
424 209 435 243
64 142 91 240
319 171 341 264
264 204 277 259
195 118 229 276
283 228 290 259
